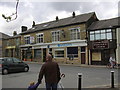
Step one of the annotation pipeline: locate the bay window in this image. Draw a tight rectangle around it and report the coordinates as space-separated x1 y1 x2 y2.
90 29 112 41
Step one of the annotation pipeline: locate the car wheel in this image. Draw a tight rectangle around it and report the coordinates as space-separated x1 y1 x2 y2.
24 67 29 72
2 69 8 75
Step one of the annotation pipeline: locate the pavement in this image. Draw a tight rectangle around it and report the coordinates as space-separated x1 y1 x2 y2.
24 61 110 68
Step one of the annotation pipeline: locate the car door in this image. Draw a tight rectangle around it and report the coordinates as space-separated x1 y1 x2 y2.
5 58 16 71
12 58 24 71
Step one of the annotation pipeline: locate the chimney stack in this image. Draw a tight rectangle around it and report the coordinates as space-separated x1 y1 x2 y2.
72 12 75 18
32 21 35 27
21 26 27 32
13 31 17 36
56 16 59 21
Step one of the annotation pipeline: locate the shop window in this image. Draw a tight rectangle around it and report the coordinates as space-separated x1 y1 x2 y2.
67 47 78 57
36 33 44 43
52 31 60 42
70 27 80 40
92 52 101 61
55 49 64 58
34 49 41 58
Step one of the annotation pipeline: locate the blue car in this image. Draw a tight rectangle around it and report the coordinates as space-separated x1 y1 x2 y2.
0 57 29 75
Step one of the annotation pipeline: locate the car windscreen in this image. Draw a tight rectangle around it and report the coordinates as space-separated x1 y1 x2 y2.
0 59 4 64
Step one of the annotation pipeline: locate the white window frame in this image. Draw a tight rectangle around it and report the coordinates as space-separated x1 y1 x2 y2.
36 33 44 43
69 27 80 40
51 30 60 42
24 35 30 44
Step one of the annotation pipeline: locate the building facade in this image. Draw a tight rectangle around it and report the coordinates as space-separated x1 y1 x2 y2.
2 12 119 65
87 17 120 65
0 32 10 57
4 34 21 59
20 12 98 64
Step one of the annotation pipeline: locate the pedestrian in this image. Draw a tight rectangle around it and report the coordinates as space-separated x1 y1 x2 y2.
109 56 116 68
38 54 61 90
28 81 40 90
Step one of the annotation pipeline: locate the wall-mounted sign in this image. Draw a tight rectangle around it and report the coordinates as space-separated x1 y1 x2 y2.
92 40 109 49
57 43 72 47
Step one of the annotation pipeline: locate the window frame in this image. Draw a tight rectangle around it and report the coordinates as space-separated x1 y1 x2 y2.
69 27 80 40
36 33 44 43
51 30 60 42
24 35 30 44
89 29 112 41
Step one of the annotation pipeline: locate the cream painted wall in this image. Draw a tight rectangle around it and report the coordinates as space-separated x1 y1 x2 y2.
116 28 120 64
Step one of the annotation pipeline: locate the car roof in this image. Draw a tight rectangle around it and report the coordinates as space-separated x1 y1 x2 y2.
0 57 13 59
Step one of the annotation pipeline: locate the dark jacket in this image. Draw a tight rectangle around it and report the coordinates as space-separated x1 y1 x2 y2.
28 82 40 90
38 61 61 84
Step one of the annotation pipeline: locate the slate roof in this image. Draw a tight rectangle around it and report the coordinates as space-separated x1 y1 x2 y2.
0 32 11 39
87 17 120 31
21 12 95 35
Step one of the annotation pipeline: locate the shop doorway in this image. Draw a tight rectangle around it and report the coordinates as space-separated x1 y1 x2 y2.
43 48 46 62
81 53 86 64
101 50 110 65
81 47 86 64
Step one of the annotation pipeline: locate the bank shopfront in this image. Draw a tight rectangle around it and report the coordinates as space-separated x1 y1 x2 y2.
20 40 88 64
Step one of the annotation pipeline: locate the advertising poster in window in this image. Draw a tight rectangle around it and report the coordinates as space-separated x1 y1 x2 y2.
30 36 35 44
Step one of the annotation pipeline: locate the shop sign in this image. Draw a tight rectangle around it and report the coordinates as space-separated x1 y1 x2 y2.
6 46 16 49
57 43 72 47
92 40 109 49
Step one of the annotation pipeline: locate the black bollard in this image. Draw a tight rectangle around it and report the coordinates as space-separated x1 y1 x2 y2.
78 73 82 90
111 71 114 88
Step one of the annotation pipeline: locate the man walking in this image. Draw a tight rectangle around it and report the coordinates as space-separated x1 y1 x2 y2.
38 54 61 90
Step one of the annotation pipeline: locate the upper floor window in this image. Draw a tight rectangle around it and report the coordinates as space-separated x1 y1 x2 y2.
52 31 60 42
70 28 80 40
24 35 30 44
36 33 44 43
90 29 112 41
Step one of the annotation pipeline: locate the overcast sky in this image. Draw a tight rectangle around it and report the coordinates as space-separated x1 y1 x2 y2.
0 0 119 36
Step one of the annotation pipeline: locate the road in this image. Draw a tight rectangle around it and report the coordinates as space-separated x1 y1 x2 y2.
2 62 119 89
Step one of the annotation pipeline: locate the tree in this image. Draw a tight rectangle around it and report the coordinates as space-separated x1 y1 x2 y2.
2 0 19 22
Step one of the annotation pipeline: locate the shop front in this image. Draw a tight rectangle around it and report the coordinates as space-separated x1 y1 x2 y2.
32 40 88 64
89 40 117 65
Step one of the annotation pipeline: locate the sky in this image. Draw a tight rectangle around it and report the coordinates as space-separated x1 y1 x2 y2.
0 0 119 36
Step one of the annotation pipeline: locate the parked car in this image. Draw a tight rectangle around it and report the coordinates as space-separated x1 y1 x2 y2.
0 57 29 75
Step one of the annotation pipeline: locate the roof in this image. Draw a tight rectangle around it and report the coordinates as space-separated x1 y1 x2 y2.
9 34 21 39
21 12 95 35
87 17 120 31
0 32 11 39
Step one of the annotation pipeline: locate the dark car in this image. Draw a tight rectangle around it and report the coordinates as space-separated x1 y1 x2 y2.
0 57 29 75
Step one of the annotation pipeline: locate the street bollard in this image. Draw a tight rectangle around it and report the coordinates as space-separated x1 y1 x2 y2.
111 71 115 88
78 73 82 90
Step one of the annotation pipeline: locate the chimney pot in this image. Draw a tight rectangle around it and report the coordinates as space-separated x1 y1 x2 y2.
32 21 35 27
56 16 59 21
13 31 17 36
72 12 75 18
21 26 27 32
